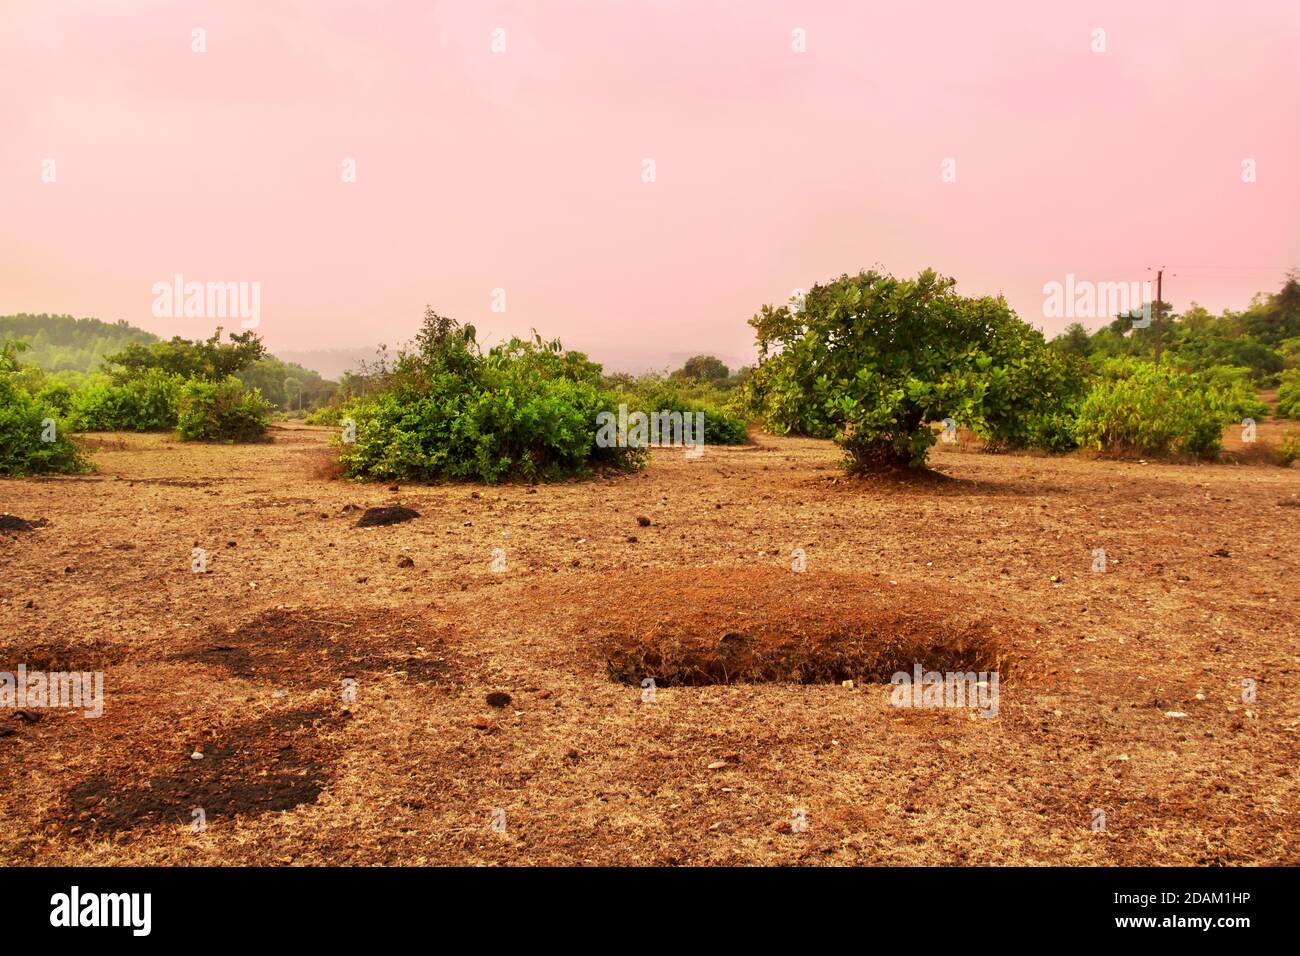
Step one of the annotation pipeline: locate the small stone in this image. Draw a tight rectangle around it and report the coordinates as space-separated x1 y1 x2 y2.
636 516 651 527
707 761 728 770
486 692 512 708
1164 711 1187 719
190 751 204 760
396 555 414 568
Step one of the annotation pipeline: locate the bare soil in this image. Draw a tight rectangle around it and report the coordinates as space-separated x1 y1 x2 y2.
1 423 1297 865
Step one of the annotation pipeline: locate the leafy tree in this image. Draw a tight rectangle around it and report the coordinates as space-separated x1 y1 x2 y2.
676 355 730 382
105 328 265 382
747 268 1076 470
1051 323 1092 358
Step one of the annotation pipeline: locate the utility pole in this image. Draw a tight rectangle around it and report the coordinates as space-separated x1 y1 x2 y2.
1153 267 1164 363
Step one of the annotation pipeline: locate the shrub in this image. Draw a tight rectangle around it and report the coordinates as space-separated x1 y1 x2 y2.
67 369 183 431
747 268 1078 470
1075 363 1229 458
0 347 88 476
305 404 348 426
616 377 750 445
175 376 271 442
33 380 75 416
338 314 642 483
1279 430 1300 467
1197 365 1271 421
1277 369 1300 419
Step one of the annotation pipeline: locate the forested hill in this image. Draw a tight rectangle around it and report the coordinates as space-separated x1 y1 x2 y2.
0 313 158 373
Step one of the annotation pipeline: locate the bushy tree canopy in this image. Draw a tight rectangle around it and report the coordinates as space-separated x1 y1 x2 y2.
747 269 1081 470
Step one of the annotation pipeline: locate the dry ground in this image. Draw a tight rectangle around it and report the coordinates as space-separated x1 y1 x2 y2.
1 423 1297 865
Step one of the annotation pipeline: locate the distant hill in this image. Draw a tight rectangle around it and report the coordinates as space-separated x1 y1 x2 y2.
0 313 158 373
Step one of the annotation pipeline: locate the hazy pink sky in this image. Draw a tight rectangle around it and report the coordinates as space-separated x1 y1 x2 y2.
3 0 1298 373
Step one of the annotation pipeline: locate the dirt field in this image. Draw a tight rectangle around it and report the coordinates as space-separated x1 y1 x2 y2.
2 424 1297 865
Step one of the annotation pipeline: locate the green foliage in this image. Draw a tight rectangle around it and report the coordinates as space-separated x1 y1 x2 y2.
2 315 336 413
1195 365 1271 421
1277 369 1300 419
676 355 730 383
0 341 88 476
175 376 272 442
0 314 156 374
67 369 183 432
305 403 348 426
106 328 266 382
1074 362 1234 458
1048 273 1300 387
33 380 75 416
338 311 641 483
615 375 749 445
747 269 1075 469
1278 430 1300 467
236 356 336 412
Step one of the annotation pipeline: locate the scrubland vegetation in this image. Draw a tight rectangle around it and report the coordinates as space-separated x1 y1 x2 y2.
4 271 1299 479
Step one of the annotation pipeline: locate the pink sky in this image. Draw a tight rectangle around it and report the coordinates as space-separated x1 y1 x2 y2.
3 0 1298 374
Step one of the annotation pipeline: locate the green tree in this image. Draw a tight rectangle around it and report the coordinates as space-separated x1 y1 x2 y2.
676 355 730 382
748 269 1078 470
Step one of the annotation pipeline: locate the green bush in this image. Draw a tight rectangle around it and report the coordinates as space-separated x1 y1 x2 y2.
747 269 1078 469
1075 363 1230 458
67 369 183 431
1277 369 1300 419
305 404 348 426
0 347 88 476
616 377 749 445
1196 365 1271 421
175 376 271 442
339 315 642 483
33 380 75 416
1278 430 1300 467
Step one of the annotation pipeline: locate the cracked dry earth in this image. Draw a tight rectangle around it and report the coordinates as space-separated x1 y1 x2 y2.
1 422 1297 865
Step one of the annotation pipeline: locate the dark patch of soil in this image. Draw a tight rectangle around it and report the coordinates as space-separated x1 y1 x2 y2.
58 707 344 835
0 514 46 533
0 639 126 674
356 506 420 527
596 569 1035 687
170 608 458 688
